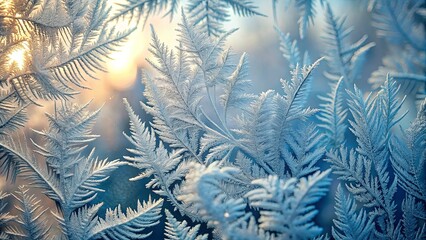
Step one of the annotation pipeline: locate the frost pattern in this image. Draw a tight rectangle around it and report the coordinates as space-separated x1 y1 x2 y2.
0 0 425 239
112 0 264 36
0 103 162 239
369 0 425 102
124 12 331 239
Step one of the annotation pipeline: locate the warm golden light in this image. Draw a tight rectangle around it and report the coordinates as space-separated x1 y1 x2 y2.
2 0 13 9
0 0 14 15
105 30 145 91
8 41 29 70
106 50 138 90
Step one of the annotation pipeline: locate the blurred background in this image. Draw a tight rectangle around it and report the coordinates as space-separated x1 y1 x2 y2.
1 0 420 238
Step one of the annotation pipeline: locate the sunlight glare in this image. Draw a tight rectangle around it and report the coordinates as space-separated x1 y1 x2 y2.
105 31 144 91
8 42 29 70
1 0 14 15
2 0 13 9
106 49 138 90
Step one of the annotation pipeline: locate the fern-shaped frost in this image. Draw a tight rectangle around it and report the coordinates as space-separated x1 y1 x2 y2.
0 102 162 239
246 170 331 239
89 198 163 240
369 0 425 97
317 77 347 147
125 10 331 240
0 0 134 102
273 0 322 39
0 191 14 235
112 0 263 37
164 209 208 240
390 99 426 201
276 28 301 69
332 185 374 240
5 186 51 240
322 3 375 87
124 98 196 219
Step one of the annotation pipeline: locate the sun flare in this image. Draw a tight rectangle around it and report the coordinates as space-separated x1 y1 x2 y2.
106 49 138 90
8 42 29 70
105 30 145 91
2 0 13 8
0 0 14 14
